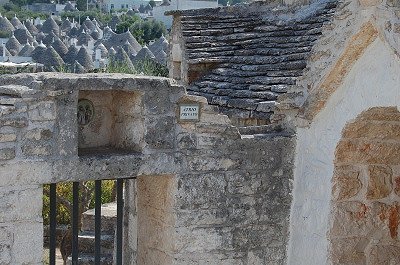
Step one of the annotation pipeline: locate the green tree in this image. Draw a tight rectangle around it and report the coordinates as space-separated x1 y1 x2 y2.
76 0 87 11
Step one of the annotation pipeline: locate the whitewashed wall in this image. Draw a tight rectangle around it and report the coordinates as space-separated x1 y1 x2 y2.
287 38 400 264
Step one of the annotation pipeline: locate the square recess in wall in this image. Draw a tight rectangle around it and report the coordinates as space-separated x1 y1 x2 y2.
77 90 143 156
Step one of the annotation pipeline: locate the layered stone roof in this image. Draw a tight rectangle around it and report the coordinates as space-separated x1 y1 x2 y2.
169 0 338 121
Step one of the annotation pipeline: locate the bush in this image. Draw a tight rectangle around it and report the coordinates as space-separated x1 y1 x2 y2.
42 180 116 226
105 57 168 77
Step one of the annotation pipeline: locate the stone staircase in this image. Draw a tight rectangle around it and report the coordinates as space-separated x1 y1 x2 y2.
67 203 117 265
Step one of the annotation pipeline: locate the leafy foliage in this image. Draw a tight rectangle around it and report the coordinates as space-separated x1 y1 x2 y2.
0 3 48 20
106 57 168 77
115 14 166 45
60 10 112 25
42 180 116 225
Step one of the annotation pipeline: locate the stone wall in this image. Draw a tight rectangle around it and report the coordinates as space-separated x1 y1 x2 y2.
329 107 400 264
0 73 295 265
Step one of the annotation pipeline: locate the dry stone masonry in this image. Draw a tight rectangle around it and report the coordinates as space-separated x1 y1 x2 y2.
0 0 400 264
0 73 294 265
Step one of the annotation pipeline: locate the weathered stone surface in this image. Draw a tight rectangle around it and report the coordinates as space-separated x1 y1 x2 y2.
336 139 400 165
369 244 400 264
342 120 400 141
0 73 296 265
302 21 379 121
332 165 362 201
24 128 53 141
366 165 392 200
22 144 52 157
330 237 367 265
0 148 15 161
0 133 16 143
394 175 400 197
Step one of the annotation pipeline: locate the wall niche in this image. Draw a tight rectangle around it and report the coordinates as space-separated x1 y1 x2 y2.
78 90 143 156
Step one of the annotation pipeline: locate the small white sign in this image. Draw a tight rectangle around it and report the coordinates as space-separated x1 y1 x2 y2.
180 104 200 121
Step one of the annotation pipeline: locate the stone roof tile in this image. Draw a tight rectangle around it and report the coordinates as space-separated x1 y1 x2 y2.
174 0 338 121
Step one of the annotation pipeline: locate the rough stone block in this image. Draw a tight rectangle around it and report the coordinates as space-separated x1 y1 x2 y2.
0 226 12 264
330 237 367 265
0 148 15 161
0 134 16 143
332 165 362 201
0 185 42 222
12 221 43 264
28 101 56 121
369 244 400 264
24 128 53 141
342 120 400 141
0 117 28 128
144 116 175 150
22 144 52 157
336 139 400 165
367 165 392 200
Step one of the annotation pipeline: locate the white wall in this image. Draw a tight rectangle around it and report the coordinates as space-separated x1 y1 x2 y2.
153 0 218 28
287 38 400 264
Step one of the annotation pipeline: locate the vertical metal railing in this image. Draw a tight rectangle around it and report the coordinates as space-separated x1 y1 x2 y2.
116 179 124 265
72 182 79 264
47 179 125 265
49 183 57 265
94 180 102 265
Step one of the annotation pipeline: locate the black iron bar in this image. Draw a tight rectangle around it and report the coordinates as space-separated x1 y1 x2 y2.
94 180 102 265
116 179 124 265
49 183 57 265
72 182 79 264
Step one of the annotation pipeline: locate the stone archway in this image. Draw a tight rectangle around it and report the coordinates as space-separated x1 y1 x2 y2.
329 107 400 264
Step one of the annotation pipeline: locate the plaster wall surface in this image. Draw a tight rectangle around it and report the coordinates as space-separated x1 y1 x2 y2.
287 38 400 264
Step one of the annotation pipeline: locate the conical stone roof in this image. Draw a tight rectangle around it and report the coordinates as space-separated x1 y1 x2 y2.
18 42 34 57
63 44 78 64
0 45 11 56
64 1 76 12
10 15 22 29
76 46 94 70
68 25 79 37
149 34 168 55
90 29 100 40
122 30 142 52
51 36 68 57
36 31 46 42
95 42 108 57
0 16 14 34
72 60 86 73
112 46 134 70
5 33 21 56
43 31 57 46
41 16 59 35
77 31 93 46
61 18 72 32
122 40 136 56
13 28 34 44
154 49 167 65
43 46 64 70
133 45 155 63
25 20 38 36
108 46 116 57
83 17 95 31
35 22 42 31
31 45 47 64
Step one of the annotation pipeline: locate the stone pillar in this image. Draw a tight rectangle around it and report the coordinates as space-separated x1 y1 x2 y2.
123 179 138 265
0 185 43 265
